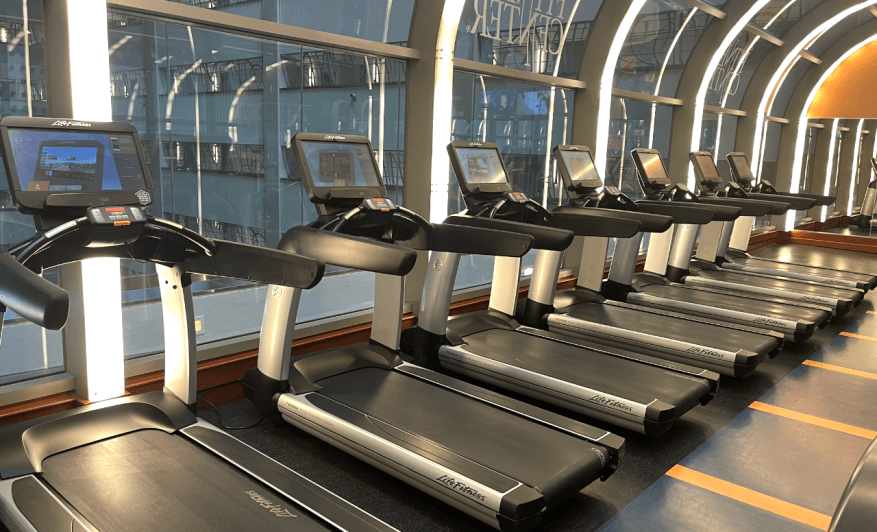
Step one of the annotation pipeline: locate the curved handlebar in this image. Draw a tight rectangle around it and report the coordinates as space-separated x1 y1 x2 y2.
0 253 69 330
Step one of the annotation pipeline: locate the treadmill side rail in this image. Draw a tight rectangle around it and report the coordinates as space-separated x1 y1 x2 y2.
276 393 537 530
183 421 399 532
395 363 625 459
2 476 91 532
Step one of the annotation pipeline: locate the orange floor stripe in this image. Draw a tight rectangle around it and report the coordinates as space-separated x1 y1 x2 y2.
667 465 832 531
750 401 877 439
804 360 877 381
840 331 877 342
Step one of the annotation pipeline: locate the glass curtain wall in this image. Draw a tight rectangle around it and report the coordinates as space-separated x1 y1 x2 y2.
449 70 573 290
0 0 65 386
108 11 406 358
796 124 819 221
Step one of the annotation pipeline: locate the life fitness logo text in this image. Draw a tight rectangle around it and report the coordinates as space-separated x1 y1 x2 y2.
51 120 92 128
324 135 346 141
243 490 297 518
467 142 483 147
436 475 487 502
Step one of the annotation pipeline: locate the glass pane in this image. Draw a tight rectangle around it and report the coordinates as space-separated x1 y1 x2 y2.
449 70 573 289
108 11 406 358
454 0 602 78
0 0 64 385
797 125 819 221
615 1 710 98
165 0 416 44
608 98 672 200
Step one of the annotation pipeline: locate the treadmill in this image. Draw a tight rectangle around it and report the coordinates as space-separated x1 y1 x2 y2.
524 145 782 377
691 151 875 291
727 151 838 206
631 148 863 318
849 158 877 229
244 132 625 532
402 140 721 436
594 151 830 343
0 118 397 532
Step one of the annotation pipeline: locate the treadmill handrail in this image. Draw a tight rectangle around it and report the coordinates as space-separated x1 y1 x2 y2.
552 205 673 238
549 207 650 236
429 223 534 256
743 192 816 210
696 197 772 217
0 252 69 330
636 201 716 224
444 215 574 251
279 226 418 276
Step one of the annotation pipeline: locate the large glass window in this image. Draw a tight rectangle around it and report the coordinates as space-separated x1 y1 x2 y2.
0 1 64 386
454 0 601 78
166 0 416 44
108 11 406 359
797 124 820 221
616 1 709 98
449 71 573 290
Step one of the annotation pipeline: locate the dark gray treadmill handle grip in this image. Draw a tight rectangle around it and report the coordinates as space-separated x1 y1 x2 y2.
430 223 533 257
795 192 835 206
552 206 658 235
0 253 69 330
181 238 325 288
636 201 715 224
278 226 417 276
746 192 816 210
697 197 772 217
444 215 573 251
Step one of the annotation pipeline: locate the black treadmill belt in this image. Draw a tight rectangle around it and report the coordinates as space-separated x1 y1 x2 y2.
39 430 331 532
737 257 876 286
693 270 859 301
461 330 709 409
563 303 776 355
642 284 828 323
315 367 608 502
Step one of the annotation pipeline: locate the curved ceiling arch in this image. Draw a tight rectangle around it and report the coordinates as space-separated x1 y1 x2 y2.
734 0 877 163
807 38 877 117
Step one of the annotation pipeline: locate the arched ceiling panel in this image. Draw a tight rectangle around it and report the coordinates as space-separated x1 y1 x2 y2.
807 38 877 117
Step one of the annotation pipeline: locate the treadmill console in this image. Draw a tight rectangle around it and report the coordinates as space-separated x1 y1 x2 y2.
447 141 512 197
552 145 603 193
506 191 527 203
0 117 154 217
726 152 756 187
292 132 386 214
631 148 672 196
689 151 725 192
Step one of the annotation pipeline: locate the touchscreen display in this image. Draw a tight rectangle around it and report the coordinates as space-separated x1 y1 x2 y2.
5 129 146 192
729 155 754 179
559 150 600 184
639 152 669 181
300 141 381 188
694 154 722 182
452 147 507 185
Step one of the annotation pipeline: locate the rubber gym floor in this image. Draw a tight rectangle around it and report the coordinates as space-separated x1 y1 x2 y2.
200 241 877 531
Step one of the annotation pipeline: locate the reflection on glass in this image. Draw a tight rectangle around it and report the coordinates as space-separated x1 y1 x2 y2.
0 1 65 385
454 0 599 78
165 0 415 44
108 12 406 359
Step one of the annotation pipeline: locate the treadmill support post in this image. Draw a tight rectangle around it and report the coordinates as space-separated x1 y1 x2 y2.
417 251 461 336
644 226 675 275
372 273 405 350
489 256 522 316
607 233 643 287
576 236 610 292
257 284 303 381
527 250 563 306
157 264 198 411
694 221 724 263
667 224 699 280
729 215 755 251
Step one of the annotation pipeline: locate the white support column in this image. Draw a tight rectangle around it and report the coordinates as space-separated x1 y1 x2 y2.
44 0 124 402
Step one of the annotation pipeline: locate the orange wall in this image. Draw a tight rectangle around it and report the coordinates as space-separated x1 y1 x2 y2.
808 38 877 118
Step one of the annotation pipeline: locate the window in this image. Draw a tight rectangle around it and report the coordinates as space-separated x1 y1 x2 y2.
108 11 406 359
